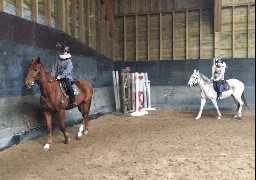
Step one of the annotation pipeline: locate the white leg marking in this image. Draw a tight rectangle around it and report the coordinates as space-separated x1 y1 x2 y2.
43 143 50 151
78 124 84 138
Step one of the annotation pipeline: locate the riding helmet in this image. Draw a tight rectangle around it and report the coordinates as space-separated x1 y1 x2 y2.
62 45 70 53
215 58 223 64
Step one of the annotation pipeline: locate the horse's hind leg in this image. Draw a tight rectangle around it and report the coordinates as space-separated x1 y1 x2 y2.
59 109 70 144
233 93 244 119
231 94 240 112
43 111 53 151
77 99 91 139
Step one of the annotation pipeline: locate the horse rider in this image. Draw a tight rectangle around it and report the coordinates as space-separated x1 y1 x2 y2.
51 45 77 106
211 58 227 99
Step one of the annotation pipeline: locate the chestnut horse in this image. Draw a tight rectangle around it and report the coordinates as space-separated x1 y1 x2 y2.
24 57 93 151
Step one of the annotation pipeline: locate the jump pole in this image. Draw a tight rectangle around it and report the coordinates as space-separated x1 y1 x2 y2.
144 73 156 111
212 58 216 75
142 73 148 108
112 71 121 112
115 71 121 112
131 73 136 111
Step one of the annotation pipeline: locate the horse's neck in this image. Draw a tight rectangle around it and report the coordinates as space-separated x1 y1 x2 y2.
198 75 209 88
40 66 55 83
39 67 58 100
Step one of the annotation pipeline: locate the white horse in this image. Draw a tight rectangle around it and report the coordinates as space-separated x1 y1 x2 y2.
187 69 250 120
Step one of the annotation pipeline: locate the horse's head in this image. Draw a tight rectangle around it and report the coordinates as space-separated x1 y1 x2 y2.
188 69 200 87
24 57 42 89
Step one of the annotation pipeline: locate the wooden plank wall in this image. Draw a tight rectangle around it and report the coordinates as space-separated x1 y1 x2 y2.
115 0 255 61
115 0 214 61
0 0 255 61
0 0 102 55
221 0 255 58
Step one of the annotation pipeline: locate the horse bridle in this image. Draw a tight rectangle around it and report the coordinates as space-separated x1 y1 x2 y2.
25 64 42 87
191 72 201 85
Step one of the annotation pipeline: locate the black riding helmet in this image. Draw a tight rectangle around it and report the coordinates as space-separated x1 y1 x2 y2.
62 45 70 53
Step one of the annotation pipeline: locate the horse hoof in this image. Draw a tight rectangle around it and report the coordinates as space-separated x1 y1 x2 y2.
234 115 242 120
234 116 242 120
77 135 82 140
64 138 71 144
84 130 89 135
217 116 221 120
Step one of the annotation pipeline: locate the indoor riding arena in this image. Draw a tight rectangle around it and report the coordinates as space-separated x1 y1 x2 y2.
0 0 255 179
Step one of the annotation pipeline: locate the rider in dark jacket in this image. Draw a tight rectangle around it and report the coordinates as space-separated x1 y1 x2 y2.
51 45 77 106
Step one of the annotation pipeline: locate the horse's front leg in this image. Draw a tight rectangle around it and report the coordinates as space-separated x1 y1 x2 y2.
195 98 206 120
77 100 91 139
43 111 53 151
211 99 222 120
59 109 70 144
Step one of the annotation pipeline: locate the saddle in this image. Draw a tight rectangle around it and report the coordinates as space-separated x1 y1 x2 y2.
214 80 230 92
59 81 80 97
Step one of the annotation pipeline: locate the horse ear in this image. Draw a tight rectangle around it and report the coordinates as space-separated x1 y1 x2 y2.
194 69 197 73
197 70 199 73
37 56 40 62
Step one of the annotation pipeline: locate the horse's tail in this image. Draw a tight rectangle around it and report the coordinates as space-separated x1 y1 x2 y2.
242 92 251 111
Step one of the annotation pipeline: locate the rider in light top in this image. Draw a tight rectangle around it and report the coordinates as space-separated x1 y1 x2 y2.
211 58 227 99
51 45 77 106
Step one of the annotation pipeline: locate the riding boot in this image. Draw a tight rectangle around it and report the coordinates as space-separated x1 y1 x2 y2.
62 78 77 106
218 86 223 99
69 95 77 106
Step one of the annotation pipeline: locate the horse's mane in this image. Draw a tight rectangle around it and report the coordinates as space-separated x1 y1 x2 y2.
199 72 211 83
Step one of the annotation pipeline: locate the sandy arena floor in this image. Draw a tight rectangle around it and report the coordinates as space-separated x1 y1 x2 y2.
0 109 255 180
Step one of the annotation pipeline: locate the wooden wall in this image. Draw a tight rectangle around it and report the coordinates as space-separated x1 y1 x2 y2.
114 0 255 61
221 1 255 58
0 0 255 61
0 0 114 58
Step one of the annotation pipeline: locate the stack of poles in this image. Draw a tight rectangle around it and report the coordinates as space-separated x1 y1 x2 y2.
112 71 121 112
